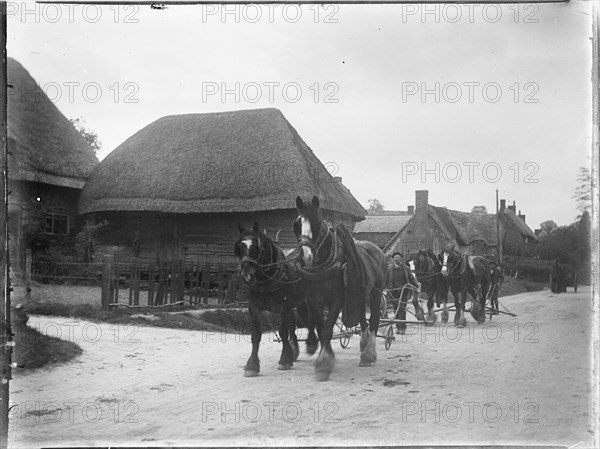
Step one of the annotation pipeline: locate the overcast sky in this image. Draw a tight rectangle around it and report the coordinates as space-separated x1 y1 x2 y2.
6 1 593 228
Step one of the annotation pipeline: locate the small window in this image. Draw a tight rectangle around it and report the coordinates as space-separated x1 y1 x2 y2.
45 213 69 235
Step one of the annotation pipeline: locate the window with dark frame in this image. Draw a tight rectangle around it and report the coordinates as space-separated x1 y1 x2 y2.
45 213 69 235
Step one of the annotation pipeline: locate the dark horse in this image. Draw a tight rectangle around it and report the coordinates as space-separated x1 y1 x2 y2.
234 222 319 377
405 249 448 323
440 247 491 327
293 196 388 381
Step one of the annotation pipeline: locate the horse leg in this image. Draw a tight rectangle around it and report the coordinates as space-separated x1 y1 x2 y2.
244 303 262 377
451 287 460 325
277 307 295 370
426 292 437 324
479 280 489 324
360 287 380 367
441 298 449 323
315 299 342 381
289 308 300 362
412 290 425 322
298 299 320 355
468 287 481 323
458 289 467 328
306 302 322 355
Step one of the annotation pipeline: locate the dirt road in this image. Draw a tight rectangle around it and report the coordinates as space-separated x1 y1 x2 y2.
8 287 596 448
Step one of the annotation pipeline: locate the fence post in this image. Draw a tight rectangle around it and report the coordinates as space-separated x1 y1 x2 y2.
101 255 114 310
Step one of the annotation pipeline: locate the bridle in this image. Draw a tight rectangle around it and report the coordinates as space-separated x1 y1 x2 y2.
294 215 333 266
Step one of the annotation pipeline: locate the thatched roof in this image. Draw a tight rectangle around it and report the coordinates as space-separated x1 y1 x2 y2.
501 208 539 241
7 58 99 189
354 214 413 234
79 108 365 219
430 206 538 245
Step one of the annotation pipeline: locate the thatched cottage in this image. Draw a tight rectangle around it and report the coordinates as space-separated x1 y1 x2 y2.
7 58 98 266
78 108 366 267
359 190 538 259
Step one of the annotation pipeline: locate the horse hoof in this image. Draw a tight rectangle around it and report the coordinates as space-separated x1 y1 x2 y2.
358 360 372 367
244 370 259 377
315 370 331 382
278 363 292 371
306 343 318 355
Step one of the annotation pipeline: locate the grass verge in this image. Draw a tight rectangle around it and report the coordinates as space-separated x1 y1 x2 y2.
13 306 83 371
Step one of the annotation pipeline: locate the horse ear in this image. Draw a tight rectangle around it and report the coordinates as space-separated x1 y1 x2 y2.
296 196 304 210
253 222 259 233
237 223 244 233
312 195 320 208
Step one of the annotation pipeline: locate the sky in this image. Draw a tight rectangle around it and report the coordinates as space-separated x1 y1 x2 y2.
6 1 594 229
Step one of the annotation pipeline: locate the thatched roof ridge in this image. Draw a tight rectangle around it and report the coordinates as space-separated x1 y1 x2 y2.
7 58 99 188
78 108 365 219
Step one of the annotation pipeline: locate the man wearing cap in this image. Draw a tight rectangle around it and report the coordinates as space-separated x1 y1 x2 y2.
385 251 419 334
489 261 504 314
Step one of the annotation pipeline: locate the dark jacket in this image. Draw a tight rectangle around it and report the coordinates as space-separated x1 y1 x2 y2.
491 267 504 285
386 263 419 292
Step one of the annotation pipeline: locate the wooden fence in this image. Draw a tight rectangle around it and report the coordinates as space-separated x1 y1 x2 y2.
100 255 248 310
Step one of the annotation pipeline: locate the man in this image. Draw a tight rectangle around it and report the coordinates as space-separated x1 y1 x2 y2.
385 252 419 334
489 260 504 314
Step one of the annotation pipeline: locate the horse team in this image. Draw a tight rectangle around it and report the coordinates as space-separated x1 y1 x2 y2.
234 195 492 381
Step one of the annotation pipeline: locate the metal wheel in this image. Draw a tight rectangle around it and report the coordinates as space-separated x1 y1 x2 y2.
384 325 394 350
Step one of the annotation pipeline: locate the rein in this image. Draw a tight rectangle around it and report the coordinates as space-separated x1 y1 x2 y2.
238 236 301 293
295 222 341 281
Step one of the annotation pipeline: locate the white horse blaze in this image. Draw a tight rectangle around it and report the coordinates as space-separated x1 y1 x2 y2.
242 239 253 252
441 252 449 276
300 216 313 265
409 260 418 282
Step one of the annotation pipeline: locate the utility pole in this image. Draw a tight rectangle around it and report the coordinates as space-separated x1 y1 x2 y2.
496 188 502 265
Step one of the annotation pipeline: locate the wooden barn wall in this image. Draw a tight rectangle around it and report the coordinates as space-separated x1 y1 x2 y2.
91 209 359 266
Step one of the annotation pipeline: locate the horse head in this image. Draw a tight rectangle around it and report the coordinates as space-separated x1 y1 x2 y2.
294 195 324 268
234 222 276 283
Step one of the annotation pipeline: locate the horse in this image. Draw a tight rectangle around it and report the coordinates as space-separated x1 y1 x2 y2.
293 195 388 381
404 249 448 323
440 248 491 327
234 222 319 377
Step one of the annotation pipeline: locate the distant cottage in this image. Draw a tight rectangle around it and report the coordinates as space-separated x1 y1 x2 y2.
78 108 366 266
7 58 99 266
355 190 538 259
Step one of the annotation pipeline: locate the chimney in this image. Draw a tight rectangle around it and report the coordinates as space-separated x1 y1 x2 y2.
407 205 414 214
518 210 526 223
500 199 506 212
415 190 429 219
508 200 516 213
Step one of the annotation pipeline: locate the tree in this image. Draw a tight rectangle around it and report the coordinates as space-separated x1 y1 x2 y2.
74 220 109 263
574 166 591 215
471 205 487 214
69 117 101 155
367 198 384 215
539 220 558 237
